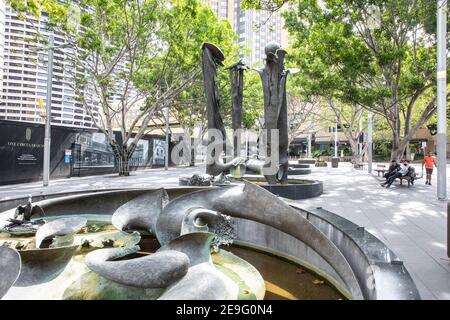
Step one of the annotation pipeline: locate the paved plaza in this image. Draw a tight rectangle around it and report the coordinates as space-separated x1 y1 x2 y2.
0 162 449 299
298 163 450 300
0 166 202 201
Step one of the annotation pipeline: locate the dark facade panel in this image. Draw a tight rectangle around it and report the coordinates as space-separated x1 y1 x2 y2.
0 120 171 185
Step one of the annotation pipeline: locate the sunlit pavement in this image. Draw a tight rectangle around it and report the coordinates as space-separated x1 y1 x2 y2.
296 162 450 300
0 162 449 299
0 166 204 201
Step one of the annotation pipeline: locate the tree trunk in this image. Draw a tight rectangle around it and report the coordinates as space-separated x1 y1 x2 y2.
390 140 406 161
111 143 132 177
348 138 359 163
117 153 130 176
389 113 403 161
190 137 195 167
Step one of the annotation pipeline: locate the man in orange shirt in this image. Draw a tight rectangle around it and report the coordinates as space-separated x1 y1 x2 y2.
422 151 437 185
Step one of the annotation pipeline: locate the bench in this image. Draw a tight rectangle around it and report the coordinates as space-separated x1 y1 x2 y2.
374 164 387 177
398 175 415 187
398 172 421 187
353 163 366 170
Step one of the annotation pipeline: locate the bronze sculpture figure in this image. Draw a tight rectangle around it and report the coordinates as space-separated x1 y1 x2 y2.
227 59 247 157
201 43 244 177
257 41 290 184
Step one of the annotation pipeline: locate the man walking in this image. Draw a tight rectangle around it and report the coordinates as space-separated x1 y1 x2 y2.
422 151 437 185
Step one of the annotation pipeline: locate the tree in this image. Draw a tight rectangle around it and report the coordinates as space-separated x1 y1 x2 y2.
38 0 236 175
240 70 264 130
282 0 449 160
322 99 367 163
286 94 319 143
6 0 236 175
243 0 449 160
287 94 367 162
170 81 208 167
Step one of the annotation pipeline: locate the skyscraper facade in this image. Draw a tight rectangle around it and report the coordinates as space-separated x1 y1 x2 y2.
207 0 289 65
0 0 99 128
0 0 6 97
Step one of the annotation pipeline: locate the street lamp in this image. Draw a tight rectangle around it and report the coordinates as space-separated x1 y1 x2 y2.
42 34 54 187
366 5 380 175
436 0 447 202
307 132 312 159
37 34 70 186
334 119 338 158
368 112 373 174
359 110 363 157
435 0 449 260
164 106 170 171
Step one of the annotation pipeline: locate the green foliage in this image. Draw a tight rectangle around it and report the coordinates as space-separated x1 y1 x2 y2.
167 3 243 134
58 0 236 125
283 0 443 157
137 0 237 97
174 40 264 132
312 149 330 158
285 0 434 103
5 0 60 17
373 139 393 161
241 0 290 11
242 71 264 129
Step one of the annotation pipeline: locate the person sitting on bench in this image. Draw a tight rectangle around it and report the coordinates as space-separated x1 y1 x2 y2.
383 160 400 180
381 160 400 186
382 160 410 188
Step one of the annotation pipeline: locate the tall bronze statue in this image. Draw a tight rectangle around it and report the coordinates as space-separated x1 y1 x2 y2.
227 59 247 157
201 43 244 176
258 41 289 184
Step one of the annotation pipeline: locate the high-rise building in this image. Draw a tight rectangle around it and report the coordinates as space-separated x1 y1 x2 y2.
207 0 289 65
0 0 99 128
0 0 5 97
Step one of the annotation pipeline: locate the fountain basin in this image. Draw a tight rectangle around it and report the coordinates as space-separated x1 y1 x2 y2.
0 187 420 300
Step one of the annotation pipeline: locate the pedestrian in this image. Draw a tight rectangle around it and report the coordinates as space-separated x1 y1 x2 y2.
422 151 437 185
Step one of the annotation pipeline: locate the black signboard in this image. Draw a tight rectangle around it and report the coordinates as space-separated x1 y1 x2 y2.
0 121 45 184
0 120 171 185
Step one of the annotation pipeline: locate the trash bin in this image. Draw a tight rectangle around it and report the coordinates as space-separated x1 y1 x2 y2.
331 157 339 168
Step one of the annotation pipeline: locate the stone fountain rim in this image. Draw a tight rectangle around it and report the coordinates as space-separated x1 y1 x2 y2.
236 176 322 186
285 200 421 300
0 186 420 300
0 181 321 210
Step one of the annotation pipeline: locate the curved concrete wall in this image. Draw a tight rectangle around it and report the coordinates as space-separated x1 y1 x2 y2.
288 204 420 300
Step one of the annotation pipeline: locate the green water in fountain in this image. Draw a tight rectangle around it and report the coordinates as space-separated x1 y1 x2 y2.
224 246 345 300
